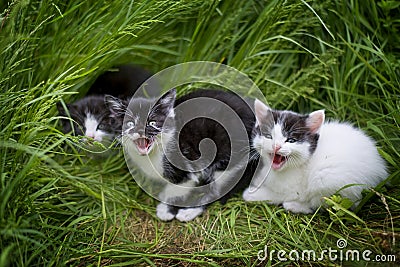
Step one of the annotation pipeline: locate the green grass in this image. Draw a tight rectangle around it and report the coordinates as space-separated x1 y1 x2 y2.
1 0 399 266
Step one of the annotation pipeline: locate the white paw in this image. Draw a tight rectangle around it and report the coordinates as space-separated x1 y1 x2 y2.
242 187 265 201
283 201 313 214
175 207 204 222
156 203 175 221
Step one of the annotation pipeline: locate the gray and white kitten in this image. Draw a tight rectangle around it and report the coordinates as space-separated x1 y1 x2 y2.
107 89 257 222
57 65 152 143
243 99 388 213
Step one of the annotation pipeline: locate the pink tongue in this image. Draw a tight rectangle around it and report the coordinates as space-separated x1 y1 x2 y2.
272 154 286 170
135 138 148 150
273 155 285 164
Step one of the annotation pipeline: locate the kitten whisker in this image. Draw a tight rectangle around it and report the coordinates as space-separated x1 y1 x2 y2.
249 150 260 162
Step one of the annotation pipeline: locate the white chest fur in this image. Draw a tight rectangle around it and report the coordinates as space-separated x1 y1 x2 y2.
123 137 164 180
244 159 307 204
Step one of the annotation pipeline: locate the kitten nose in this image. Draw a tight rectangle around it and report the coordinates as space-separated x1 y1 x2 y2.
273 144 281 153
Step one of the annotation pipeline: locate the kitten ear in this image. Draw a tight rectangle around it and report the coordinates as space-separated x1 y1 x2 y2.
159 88 176 105
155 88 176 117
104 95 127 116
306 110 325 134
254 99 272 124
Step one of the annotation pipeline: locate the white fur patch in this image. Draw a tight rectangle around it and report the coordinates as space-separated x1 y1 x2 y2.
84 113 106 141
158 179 197 202
123 135 164 179
84 114 98 137
175 207 204 222
156 203 175 221
282 201 313 214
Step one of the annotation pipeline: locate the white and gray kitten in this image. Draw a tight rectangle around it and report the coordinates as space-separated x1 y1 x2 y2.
243 99 387 213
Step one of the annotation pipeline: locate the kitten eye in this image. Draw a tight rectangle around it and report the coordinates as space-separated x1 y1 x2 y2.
286 138 297 143
126 121 135 128
264 133 272 139
148 121 157 127
97 123 106 130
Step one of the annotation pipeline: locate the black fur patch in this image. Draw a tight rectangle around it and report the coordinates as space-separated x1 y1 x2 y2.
165 89 257 191
87 65 152 98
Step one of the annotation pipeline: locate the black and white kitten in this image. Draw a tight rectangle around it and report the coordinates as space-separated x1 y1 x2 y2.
57 95 122 143
57 65 152 142
107 89 258 222
243 99 387 213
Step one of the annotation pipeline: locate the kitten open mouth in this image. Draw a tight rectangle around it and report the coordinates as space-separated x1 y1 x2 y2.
272 154 287 170
134 137 154 155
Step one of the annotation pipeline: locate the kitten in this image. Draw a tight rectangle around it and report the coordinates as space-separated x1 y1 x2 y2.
57 65 152 142
243 99 387 214
57 95 122 144
105 90 176 181
107 89 257 222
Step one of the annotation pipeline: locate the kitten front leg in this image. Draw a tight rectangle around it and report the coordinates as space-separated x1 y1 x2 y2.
243 184 285 206
175 206 205 222
242 162 275 202
156 203 178 221
282 201 314 214
242 186 271 201
161 163 196 203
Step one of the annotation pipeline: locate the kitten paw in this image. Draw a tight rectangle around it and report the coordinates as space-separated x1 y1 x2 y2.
283 201 313 214
156 203 176 221
243 187 266 201
175 207 204 222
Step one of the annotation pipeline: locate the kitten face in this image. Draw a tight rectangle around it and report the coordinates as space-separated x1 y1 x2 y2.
253 99 324 171
58 95 120 142
106 89 176 155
